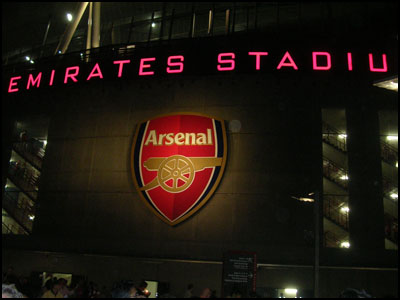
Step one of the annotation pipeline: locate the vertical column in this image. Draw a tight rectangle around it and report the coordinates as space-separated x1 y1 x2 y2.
92 2 101 48
55 2 89 55
346 105 385 251
85 2 93 62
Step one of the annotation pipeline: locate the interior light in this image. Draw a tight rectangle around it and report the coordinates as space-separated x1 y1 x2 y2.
340 206 350 213
340 241 350 248
396 162 398 168
338 134 347 139
390 193 398 199
43 140 47 147
29 215 35 221
284 289 298 295
30 60 34 64
340 175 349 180
67 13 73 22
386 135 398 141
25 56 30 61
151 22 156 27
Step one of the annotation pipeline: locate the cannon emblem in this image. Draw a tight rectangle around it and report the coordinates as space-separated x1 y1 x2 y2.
131 113 227 226
140 155 223 193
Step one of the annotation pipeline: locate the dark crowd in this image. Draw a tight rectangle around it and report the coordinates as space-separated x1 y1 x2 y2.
2 266 397 298
2 266 219 298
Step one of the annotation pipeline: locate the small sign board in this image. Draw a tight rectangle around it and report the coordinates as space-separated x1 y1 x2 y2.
222 251 257 298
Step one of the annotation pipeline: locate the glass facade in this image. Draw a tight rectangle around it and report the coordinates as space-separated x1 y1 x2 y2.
379 110 398 250
2 116 49 235
322 109 350 248
321 108 398 250
3 2 397 66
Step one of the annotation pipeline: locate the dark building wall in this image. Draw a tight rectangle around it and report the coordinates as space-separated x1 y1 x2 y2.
2 31 397 297
31 72 321 262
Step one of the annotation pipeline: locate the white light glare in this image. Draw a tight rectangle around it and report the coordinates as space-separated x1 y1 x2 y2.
151 22 156 27
390 193 398 199
25 56 30 61
29 215 35 220
67 13 73 22
284 289 298 295
340 206 350 213
340 241 350 248
340 175 349 180
338 134 347 139
396 162 398 168
387 135 398 141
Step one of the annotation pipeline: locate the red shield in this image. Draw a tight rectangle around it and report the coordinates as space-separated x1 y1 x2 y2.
131 113 227 225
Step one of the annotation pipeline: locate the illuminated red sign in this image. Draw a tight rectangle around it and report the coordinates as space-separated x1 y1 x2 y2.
7 51 391 93
131 113 227 226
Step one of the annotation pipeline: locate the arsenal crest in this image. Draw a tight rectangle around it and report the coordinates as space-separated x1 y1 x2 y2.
131 113 228 226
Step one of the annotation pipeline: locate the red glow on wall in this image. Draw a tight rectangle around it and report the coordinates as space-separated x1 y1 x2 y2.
312 52 332 70
248 52 268 70
369 53 388 72
64 66 80 83
276 51 298 70
139 58 156 75
217 53 235 71
167 55 184 73
114 60 131 77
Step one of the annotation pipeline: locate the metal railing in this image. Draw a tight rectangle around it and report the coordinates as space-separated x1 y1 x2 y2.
324 230 342 248
380 140 398 167
322 122 347 152
2 192 34 233
4 2 377 67
323 194 349 230
322 157 349 189
12 141 44 171
8 163 39 201
384 214 398 244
